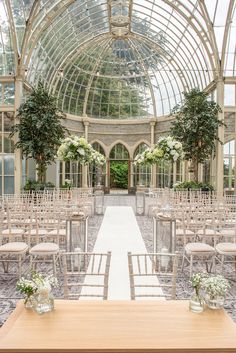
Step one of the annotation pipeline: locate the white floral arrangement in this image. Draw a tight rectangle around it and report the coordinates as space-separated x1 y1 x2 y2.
57 135 93 164
134 136 183 166
190 273 204 294
57 135 105 166
91 150 106 166
157 136 183 162
17 272 58 304
202 275 230 299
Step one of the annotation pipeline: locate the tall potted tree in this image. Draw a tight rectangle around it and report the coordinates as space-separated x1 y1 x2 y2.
10 82 67 183
170 88 223 182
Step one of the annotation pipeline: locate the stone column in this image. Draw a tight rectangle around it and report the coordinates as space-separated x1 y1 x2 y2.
173 162 177 185
198 163 203 183
150 120 156 188
14 77 23 194
130 161 134 188
216 79 224 198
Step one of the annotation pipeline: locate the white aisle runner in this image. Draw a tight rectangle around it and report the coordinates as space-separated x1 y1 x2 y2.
81 206 163 300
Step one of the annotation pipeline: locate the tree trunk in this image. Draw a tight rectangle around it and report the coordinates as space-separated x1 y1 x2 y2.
36 161 46 183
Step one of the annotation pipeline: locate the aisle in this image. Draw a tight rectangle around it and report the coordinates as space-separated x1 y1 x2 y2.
81 206 163 300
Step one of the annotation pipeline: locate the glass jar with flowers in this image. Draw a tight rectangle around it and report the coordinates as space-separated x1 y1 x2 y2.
16 271 58 313
202 275 230 310
189 273 205 313
16 277 38 308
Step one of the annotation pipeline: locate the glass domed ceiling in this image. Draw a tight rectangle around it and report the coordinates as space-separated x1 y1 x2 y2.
54 36 167 118
1 0 236 118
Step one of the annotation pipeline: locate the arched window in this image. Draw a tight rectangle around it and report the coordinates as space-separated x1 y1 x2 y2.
133 143 151 187
110 143 129 160
89 142 106 187
224 140 235 190
109 144 129 190
59 161 82 188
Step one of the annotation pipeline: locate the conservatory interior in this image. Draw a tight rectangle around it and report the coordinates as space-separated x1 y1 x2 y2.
0 0 236 352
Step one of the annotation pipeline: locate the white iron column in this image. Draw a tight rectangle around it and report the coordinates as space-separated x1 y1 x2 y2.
14 77 23 194
234 114 236 194
82 120 89 188
150 120 156 188
216 79 225 198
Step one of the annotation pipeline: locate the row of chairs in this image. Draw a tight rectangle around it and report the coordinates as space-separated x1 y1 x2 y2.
62 251 179 300
180 227 236 276
0 249 179 301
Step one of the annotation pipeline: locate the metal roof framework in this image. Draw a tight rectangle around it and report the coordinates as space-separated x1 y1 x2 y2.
0 0 235 118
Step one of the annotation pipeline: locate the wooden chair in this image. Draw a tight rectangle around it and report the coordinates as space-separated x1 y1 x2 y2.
181 223 218 277
128 252 179 300
215 228 236 272
29 215 60 276
61 251 111 300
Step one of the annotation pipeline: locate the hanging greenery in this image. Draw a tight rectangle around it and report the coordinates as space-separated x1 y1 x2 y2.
170 88 223 181
10 82 67 183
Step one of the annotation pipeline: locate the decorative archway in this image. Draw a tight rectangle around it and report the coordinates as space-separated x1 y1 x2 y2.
109 143 130 192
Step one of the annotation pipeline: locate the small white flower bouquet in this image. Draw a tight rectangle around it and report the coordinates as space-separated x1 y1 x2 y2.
17 272 58 308
202 275 230 299
190 273 230 310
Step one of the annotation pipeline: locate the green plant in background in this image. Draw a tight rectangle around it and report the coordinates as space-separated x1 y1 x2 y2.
23 179 55 191
110 161 128 189
171 88 223 182
173 181 214 191
10 82 67 183
61 179 72 189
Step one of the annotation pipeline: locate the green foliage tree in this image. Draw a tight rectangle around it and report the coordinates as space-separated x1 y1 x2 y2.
170 88 223 182
10 82 67 183
110 161 128 189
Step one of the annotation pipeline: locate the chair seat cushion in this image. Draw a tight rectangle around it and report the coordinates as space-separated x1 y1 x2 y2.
216 242 236 253
0 242 28 252
48 229 66 236
176 229 194 236
185 243 215 253
25 229 48 236
220 229 236 237
30 242 59 253
197 229 220 236
2 228 24 235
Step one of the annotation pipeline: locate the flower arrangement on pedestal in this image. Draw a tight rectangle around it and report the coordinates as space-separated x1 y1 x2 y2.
91 150 106 166
57 136 93 164
57 135 106 166
134 136 183 166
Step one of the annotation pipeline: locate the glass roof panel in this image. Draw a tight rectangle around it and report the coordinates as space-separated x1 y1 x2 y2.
0 0 15 74
2 0 235 118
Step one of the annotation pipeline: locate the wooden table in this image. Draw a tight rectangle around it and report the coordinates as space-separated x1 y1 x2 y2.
0 300 236 352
